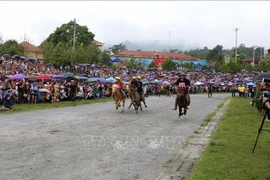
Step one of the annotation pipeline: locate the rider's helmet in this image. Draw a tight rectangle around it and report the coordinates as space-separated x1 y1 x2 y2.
132 76 136 79
115 77 121 80
136 76 141 79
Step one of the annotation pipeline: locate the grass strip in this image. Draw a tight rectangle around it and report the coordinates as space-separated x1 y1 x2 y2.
189 97 270 180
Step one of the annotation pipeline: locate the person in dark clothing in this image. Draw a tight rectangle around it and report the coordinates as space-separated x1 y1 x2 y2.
17 80 24 104
69 80 78 106
130 76 137 86
136 76 144 99
4 90 15 110
173 73 190 110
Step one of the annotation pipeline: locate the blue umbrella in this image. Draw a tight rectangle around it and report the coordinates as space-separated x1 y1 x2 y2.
79 74 88 77
4 89 16 96
96 78 108 84
20 56 26 60
78 77 87 81
106 77 116 83
52 74 65 80
246 82 254 86
2 54 11 58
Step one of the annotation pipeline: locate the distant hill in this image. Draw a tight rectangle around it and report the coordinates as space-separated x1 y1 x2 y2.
104 40 200 52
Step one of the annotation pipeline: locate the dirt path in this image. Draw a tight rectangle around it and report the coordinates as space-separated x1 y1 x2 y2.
0 94 230 180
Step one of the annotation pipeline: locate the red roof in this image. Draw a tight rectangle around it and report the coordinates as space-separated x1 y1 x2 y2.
92 40 104 46
115 50 197 60
19 41 40 52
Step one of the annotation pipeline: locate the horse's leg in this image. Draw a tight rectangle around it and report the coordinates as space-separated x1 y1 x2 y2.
128 100 133 109
142 98 147 108
122 100 125 113
178 106 181 117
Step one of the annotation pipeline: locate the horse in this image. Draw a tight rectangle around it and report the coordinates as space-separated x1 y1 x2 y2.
112 84 126 112
176 87 189 117
128 84 142 114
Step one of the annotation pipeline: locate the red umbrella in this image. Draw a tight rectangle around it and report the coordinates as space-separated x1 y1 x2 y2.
38 74 52 80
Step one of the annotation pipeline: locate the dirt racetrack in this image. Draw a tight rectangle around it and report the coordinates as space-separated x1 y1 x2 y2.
0 94 230 180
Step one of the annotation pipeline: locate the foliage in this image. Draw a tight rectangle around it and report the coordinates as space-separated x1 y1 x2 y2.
206 45 224 61
100 52 113 66
181 62 196 71
125 57 138 69
0 40 24 56
184 47 210 59
50 42 67 66
257 55 270 71
189 98 270 180
108 43 127 54
162 59 177 70
148 61 157 68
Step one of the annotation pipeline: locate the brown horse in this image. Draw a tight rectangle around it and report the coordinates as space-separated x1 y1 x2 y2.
176 87 188 117
128 84 142 114
112 84 126 112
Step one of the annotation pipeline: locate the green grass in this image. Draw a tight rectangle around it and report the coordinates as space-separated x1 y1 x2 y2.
0 98 114 114
189 97 270 180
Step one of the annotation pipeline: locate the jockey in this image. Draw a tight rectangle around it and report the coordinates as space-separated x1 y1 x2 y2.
136 76 144 99
130 76 137 86
112 77 125 99
173 73 190 110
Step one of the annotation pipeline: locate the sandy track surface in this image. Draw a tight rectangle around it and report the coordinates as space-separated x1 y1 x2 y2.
0 94 229 180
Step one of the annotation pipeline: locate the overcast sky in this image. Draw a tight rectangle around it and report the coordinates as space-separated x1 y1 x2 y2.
0 1 269 50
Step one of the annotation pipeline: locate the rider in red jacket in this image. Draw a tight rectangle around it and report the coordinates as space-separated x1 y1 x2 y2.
112 77 125 99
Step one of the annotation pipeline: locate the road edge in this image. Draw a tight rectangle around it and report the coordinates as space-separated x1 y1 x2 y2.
155 97 231 180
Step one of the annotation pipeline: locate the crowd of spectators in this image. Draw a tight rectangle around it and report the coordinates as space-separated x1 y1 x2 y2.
0 56 258 110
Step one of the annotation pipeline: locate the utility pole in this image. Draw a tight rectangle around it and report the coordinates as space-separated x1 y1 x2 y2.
71 18 76 65
169 31 171 53
234 28 239 61
253 45 258 70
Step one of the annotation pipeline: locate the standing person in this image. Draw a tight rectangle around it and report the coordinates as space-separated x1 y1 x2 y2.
208 83 213 98
173 73 190 110
69 80 78 106
17 80 24 104
231 85 236 97
30 82 39 104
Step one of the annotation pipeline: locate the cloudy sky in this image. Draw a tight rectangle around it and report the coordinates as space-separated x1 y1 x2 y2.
0 1 269 50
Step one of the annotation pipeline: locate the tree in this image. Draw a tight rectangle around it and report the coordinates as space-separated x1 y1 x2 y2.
50 42 66 66
86 43 101 64
100 51 112 66
126 57 138 69
0 34 3 45
162 59 177 70
206 45 224 61
257 55 270 72
42 20 95 48
0 40 24 56
148 61 157 68
109 43 127 54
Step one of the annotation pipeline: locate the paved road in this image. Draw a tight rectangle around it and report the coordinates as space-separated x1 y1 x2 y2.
0 94 230 180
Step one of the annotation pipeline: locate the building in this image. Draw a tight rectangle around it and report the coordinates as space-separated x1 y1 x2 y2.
19 41 43 59
92 39 105 51
242 59 260 65
112 50 204 68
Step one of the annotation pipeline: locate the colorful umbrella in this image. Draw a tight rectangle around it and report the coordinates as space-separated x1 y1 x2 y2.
106 77 116 83
38 74 52 80
63 72 74 78
52 74 65 80
96 78 108 84
10 74 25 80
86 78 98 83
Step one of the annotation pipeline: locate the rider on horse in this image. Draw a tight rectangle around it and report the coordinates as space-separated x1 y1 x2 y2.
112 77 125 99
135 76 144 100
173 73 190 110
130 76 137 86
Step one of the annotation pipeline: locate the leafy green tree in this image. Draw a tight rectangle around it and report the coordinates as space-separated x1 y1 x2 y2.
0 40 24 56
162 59 177 70
109 43 127 54
257 55 270 72
73 45 87 64
50 42 66 66
148 61 157 68
126 57 138 69
206 45 224 61
86 43 101 64
100 52 112 66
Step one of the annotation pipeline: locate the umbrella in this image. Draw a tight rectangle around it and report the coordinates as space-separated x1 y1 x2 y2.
2 54 11 58
10 74 26 80
63 72 74 78
96 78 108 84
106 77 116 83
39 88 50 93
162 81 170 85
25 76 38 81
78 77 87 81
52 74 65 80
46 63 54 66
246 82 255 86
78 63 90 66
253 73 270 81
4 89 16 96
66 76 78 82
79 74 88 77
194 81 203 85
86 77 98 83
19 56 26 60
38 74 52 80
